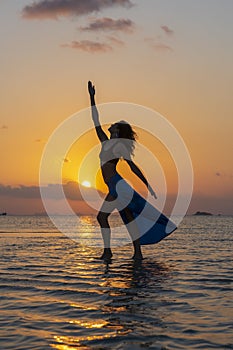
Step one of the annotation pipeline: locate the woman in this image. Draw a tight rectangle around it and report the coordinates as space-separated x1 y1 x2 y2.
88 81 157 260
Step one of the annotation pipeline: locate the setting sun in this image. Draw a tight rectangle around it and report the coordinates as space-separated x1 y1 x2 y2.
81 180 91 188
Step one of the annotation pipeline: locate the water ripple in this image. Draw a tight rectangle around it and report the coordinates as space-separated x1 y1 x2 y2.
0 216 233 349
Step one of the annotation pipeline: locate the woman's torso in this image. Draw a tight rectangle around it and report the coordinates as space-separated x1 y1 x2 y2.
99 139 120 183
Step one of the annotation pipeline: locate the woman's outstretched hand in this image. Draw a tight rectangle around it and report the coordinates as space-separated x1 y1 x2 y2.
148 185 157 199
88 81 95 97
152 192 157 199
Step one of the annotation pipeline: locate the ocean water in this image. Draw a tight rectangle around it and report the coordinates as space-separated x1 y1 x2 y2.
0 215 232 350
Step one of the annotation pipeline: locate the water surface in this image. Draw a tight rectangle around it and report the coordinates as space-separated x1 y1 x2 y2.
0 215 232 349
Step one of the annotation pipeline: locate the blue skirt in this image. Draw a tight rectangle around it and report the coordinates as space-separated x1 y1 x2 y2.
106 173 177 245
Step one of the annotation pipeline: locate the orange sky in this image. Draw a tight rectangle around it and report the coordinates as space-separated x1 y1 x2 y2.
0 1 232 215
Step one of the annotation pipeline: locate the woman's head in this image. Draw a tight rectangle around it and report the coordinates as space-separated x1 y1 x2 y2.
109 120 137 155
117 120 137 141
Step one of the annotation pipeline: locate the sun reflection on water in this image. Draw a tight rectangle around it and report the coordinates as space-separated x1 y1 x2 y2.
69 319 107 328
51 333 117 350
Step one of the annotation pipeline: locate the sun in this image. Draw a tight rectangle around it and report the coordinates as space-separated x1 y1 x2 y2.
81 180 91 188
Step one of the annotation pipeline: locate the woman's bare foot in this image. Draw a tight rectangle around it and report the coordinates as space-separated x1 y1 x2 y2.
100 248 113 260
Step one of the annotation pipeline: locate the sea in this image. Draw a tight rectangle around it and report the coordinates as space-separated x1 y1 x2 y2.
0 215 232 350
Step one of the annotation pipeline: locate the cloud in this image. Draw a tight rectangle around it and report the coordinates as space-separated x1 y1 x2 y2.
107 36 124 46
153 42 173 52
22 0 134 20
144 26 174 53
80 17 135 33
0 182 104 201
0 125 8 130
161 25 174 36
145 38 173 52
61 40 113 53
0 184 41 199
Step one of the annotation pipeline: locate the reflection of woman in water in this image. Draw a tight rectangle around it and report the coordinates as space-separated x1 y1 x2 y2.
88 81 157 260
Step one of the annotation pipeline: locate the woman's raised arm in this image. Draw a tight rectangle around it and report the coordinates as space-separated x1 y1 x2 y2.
88 81 108 142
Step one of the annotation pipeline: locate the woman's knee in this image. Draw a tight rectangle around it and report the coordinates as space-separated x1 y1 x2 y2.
123 207 134 222
97 211 110 226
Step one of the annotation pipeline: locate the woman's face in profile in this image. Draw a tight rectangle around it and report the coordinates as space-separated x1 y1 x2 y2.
108 123 119 135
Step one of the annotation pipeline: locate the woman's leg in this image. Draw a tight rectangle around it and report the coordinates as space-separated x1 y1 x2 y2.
97 193 116 259
122 206 143 260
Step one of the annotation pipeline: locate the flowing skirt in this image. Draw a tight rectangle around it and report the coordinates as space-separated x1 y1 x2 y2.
106 173 177 245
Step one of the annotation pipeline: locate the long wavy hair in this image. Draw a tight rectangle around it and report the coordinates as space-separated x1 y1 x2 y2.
116 120 137 156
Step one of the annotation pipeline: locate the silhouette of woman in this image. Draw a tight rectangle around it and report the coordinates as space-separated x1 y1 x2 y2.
88 81 158 260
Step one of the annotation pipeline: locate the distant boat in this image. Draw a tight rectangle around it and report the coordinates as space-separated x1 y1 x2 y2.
0 212 7 216
193 211 212 216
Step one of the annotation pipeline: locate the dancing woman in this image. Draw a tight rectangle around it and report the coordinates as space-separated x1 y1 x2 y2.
88 81 157 260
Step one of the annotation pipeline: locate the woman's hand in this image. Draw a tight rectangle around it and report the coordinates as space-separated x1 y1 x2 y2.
88 81 95 97
148 184 157 199
150 190 157 199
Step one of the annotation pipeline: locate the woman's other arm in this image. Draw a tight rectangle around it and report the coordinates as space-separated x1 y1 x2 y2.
126 159 157 199
113 143 157 199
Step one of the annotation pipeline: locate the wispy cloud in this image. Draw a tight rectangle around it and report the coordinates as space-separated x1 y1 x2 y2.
145 38 173 52
161 25 174 36
0 125 8 130
61 40 112 53
153 42 173 52
107 36 125 46
22 0 134 20
80 17 135 33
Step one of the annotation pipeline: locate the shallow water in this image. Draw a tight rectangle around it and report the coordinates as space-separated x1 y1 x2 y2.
0 215 233 349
